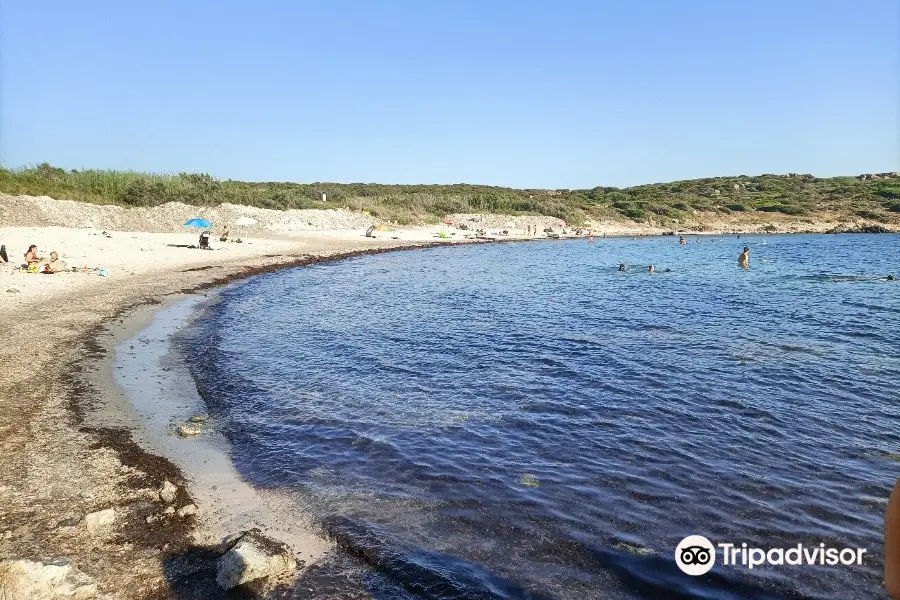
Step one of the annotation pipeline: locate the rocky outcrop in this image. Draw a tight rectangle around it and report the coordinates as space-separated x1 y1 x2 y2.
826 223 892 234
215 531 296 590
0 558 98 600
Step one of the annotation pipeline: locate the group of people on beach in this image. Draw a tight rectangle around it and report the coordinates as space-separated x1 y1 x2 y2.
21 244 68 273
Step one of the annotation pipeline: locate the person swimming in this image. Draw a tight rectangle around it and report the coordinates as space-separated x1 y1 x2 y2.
648 264 656 272
618 264 627 271
738 246 750 269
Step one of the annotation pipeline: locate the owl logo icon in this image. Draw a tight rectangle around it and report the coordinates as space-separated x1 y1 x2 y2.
675 535 716 576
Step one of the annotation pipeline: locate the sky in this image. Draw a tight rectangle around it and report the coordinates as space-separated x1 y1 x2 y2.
1 0 898 189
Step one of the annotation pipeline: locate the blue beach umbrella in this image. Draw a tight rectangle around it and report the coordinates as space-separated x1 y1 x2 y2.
184 218 212 228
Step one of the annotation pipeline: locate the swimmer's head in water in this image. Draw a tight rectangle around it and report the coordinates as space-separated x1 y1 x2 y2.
648 265 655 272
743 247 750 252
618 264 627 271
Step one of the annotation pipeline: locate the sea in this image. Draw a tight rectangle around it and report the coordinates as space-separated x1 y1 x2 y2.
177 234 899 599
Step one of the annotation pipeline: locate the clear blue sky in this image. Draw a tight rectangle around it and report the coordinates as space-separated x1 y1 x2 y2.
1 0 898 188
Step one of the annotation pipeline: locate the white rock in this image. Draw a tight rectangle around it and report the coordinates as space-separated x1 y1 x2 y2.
176 425 202 437
176 504 197 518
0 558 98 599
83 509 115 534
215 532 296 590
163 506 175 515
159 480 177 504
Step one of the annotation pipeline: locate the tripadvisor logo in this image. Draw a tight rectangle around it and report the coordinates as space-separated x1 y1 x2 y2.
675 535 867 576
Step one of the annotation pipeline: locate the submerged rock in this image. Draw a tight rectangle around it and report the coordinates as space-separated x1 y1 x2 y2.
0 558 98 599
176 425 202 437
83 508 115 534
519 473 540 488
188 414 209 423
159 480 178 504
215 531 296 590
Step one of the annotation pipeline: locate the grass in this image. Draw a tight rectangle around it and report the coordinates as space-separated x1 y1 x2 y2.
2 163 899 226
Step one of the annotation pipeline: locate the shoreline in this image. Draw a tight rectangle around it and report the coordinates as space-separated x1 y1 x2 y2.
87 292 334 584
0 236 490 599
2 228 897 598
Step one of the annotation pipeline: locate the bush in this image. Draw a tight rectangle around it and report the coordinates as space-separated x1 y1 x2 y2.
0 162 893 225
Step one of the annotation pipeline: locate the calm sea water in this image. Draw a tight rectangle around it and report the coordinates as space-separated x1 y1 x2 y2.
183 234 899 599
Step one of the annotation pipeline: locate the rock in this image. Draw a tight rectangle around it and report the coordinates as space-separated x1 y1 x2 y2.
6 289 20 294
163 506 175 515
0 558 98 599
145 515 159 524
159 480 178 504
176 504 198 518
188 414 209 423
519 473 540 488
215 531 296 590
83 508 115 534
176 425 202 437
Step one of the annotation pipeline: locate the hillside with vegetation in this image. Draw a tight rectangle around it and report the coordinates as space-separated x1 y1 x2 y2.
2 163 898 229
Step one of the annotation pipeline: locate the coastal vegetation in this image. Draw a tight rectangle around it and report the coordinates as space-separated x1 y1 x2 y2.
2 163 899 226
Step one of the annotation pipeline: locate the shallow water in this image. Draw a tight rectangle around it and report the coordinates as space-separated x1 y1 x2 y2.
183 234 900 599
